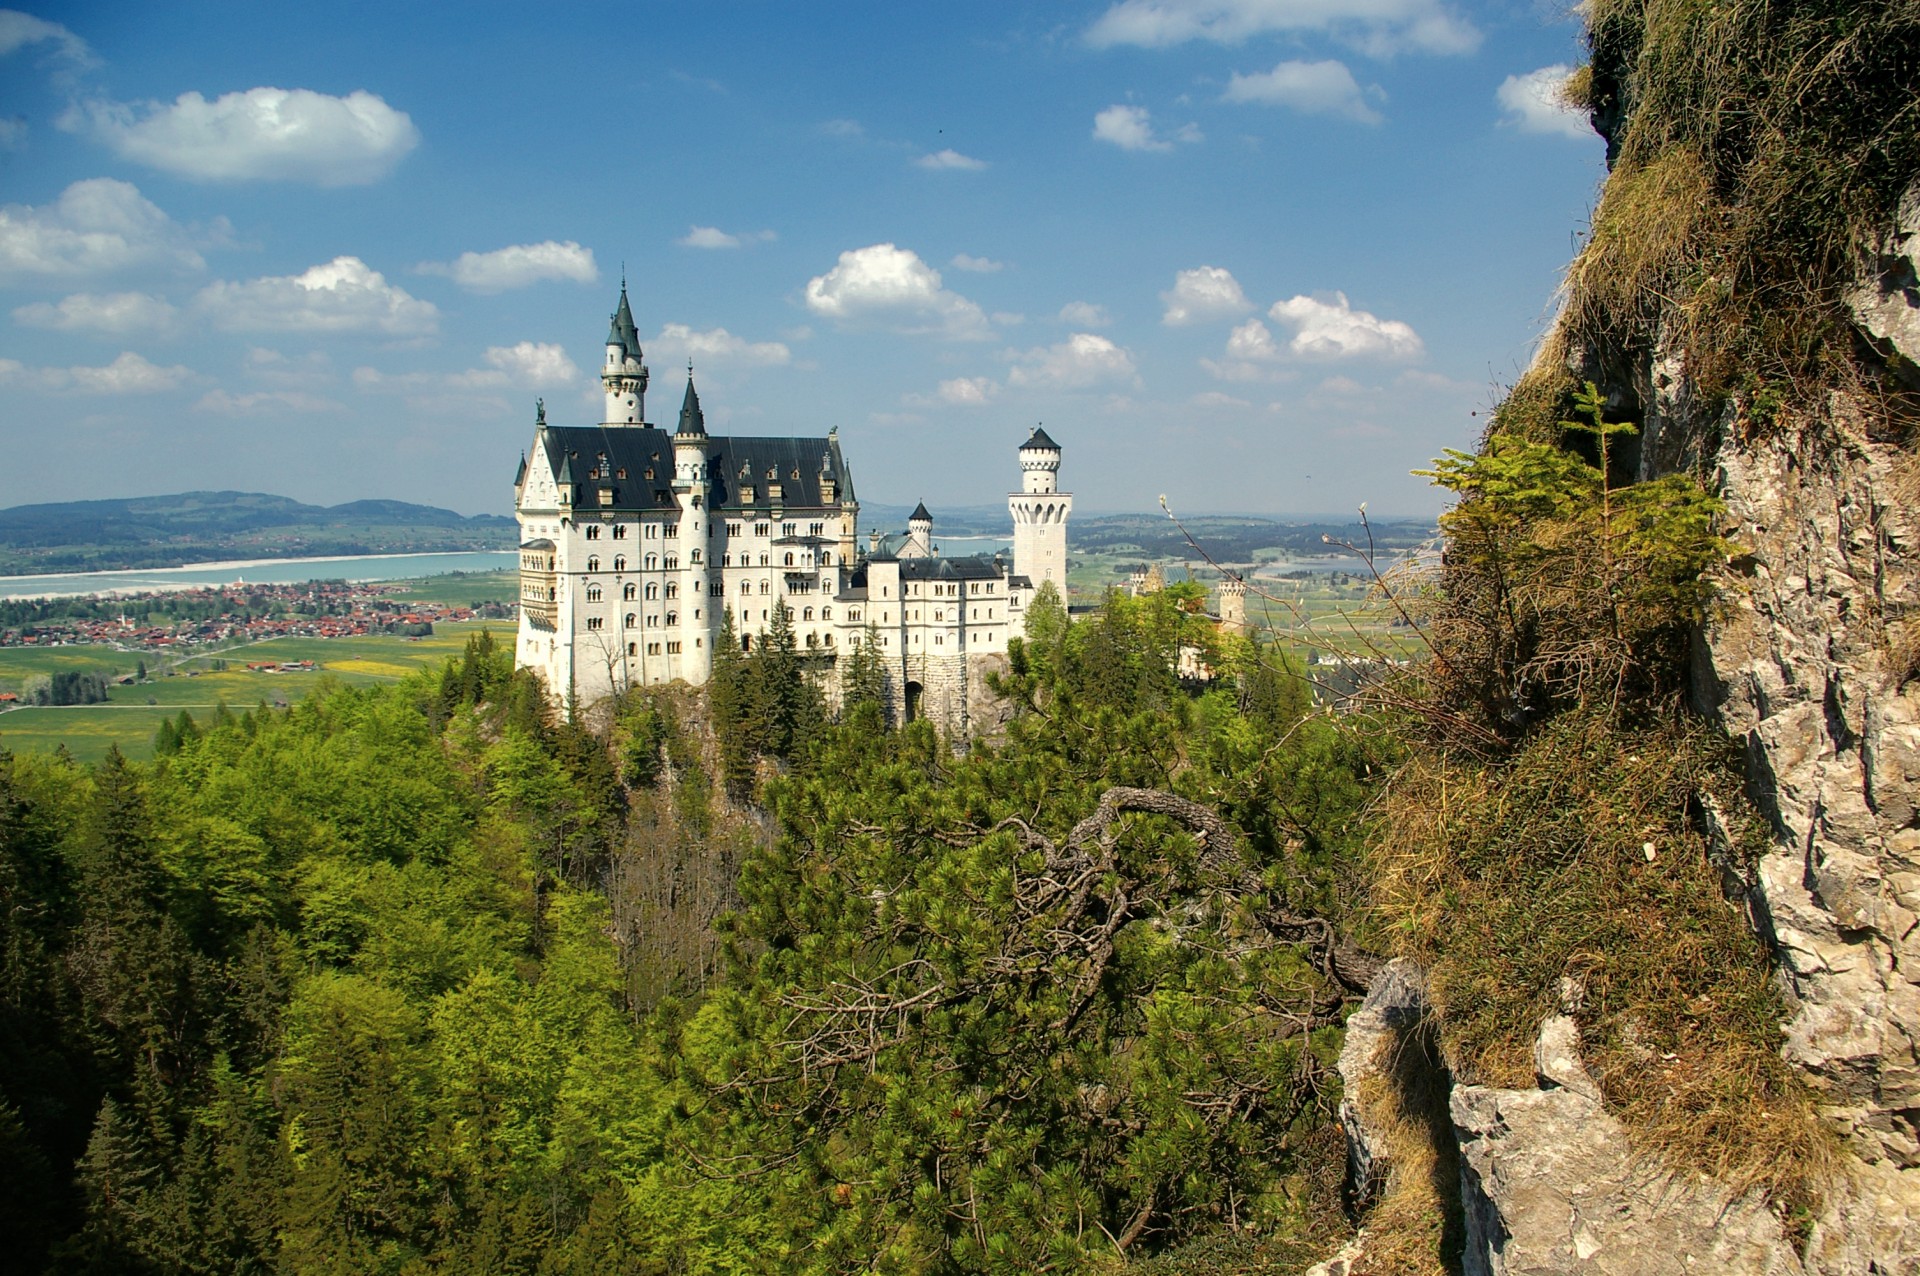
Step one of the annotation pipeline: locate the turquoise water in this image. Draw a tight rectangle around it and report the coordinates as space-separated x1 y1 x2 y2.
0 551 519 600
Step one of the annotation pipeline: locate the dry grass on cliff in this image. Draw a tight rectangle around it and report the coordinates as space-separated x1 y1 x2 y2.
1369 710 1836 1210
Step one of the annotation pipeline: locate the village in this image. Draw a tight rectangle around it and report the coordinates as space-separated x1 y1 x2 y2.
0 579 515 656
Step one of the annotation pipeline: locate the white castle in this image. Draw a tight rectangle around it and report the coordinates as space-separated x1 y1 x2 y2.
512 285 1071 728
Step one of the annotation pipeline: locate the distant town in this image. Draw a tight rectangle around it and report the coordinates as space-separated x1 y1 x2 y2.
0 579 515 655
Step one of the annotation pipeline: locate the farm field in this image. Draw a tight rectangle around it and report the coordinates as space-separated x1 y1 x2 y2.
0 619 508 761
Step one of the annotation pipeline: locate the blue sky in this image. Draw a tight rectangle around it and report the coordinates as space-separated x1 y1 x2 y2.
0 1 1604 520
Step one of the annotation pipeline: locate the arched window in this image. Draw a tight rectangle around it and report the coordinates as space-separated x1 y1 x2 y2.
613 524 628 539
586 583 602 602
803 607 814 621
645 583 658 599
665 582 678 599
759 581 770 595
586 555 600 572
623 582 636 600
822 606 832 620
645 554 658 570
665 611 677 625
825 633 834 646
784 552 795 566
738 580 751 595
821 551 833 565
613 555 627 571
586 526 601 541
626 613 636 628
741 634 752 652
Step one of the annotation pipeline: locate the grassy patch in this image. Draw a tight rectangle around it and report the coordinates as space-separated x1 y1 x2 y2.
1370 710 1833 1208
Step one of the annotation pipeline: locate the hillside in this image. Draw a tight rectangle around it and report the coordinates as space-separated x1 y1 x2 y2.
0 491 518 575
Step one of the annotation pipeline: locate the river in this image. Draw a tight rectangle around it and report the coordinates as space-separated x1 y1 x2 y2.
0 550 520 601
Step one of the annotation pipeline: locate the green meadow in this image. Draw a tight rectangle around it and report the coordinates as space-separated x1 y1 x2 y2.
0 619 509 761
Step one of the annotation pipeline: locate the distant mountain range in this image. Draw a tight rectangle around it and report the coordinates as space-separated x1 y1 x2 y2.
0 491 517 576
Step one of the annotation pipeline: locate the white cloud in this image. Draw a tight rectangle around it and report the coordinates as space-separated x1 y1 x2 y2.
950 253 1005 273
417 240 597 291
915 376 1000 406
0 178 204 281
1223 59 1382 123
1269 292 1423 359
485 341 579 385
13 290 179 335
915 148 987 171
1201 317 1295 380
196 388 344 414
678 226 777 250
1093 103 1198 152
1085 0 1480 57
804 243 990 339
1161 265 1253 325
0 10 93 65
0 351 194 394
196 257 439 335
649 323 791 368
1006 332 1139 390
1497 65 1590 140
1059 301 1113 327
65 87 419 185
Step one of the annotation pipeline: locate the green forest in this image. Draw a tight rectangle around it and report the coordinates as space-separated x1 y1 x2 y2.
0 588 1385 1274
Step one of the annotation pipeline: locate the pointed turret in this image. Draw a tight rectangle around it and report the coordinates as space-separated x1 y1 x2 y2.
601 279 649 425
909 501 933 525
676 375 706 437
607 283 642 362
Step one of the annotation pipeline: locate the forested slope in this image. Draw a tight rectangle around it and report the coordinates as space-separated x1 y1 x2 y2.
0 591 1383 1273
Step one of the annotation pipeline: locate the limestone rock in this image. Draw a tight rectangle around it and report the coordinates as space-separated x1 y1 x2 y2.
1336 957 1431 1208
1847 178 1920 387
1451 1016 1806 1276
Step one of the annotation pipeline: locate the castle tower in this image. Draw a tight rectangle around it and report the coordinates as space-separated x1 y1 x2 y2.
1218 575 1247 635
1008 426 1070 589
904 501 934 558
602 282 649 425
673 375 714 683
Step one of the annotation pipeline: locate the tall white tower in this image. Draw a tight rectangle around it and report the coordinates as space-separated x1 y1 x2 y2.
602 282 648 425
1008 426 1070 589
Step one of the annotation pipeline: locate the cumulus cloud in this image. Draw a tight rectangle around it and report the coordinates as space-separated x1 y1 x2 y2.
13 290 179 335
1006 333 1139 390
950 253 1004 273
1059 301 1113 327
908 376 1000 407
0 350 194 393
648 323 791 368
804 243 990 339
0 10 93 66
1085 0 1480 57
1093 104 1199 151
677 225 776 249
417 240 597 291
1268 292 1423 359
485 342 579 385
64 87 419 185
0 178 204 281
1223 59 1382 123
196 388 344 414
1496 65 1590 140
915 148 987 170
1201 317 1292 380
195 256 439 335
1161 265 1252 325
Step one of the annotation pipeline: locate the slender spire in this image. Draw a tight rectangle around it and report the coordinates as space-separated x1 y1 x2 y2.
606 281 641 360
676 373 706 437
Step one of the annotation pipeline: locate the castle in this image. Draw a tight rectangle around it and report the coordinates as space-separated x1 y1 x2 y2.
512 285 1071 729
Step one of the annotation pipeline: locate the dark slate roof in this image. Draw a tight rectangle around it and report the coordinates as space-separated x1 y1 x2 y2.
897 555 1005 582
520 538 554 550
535 426 682 512
606 286 642 362
1021 426 1061 452
909 501 933 523
513 454 527 486
703 434 852 511
676 377 706 436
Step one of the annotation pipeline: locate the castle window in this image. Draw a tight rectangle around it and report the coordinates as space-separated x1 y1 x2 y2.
628 642 637 656
739 581 751 594
822 606 832 620
647 614 658 627
821 551 832 566
646 524 657 539
806 633 817 648
850 609 860 621
626 613 636 628
784 553 795 567
664 556 677 569
803 607 813 621
933 610 942 621
587 584 603 602
648 642 662 656
935 634 943 645
645 554 658 570
784 607 795 621
624 583 637 600
667 641 681 654
586 525 601 540
722 553 732 566
587 617 604 630
711 583 725 597
782 522 796 536
727 522 742 537
759 581 770 595
613 555 627 571
691 550 701 563
741 635 751 652
754 523 769 537
666 611 677 625
809 522 824 536
613 524 628 539
759 553 769 566
587 555 600 572
645 583 658 599
665 523 679 537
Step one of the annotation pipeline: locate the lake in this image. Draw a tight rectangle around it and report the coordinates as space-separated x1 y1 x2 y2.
0 551 519 600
